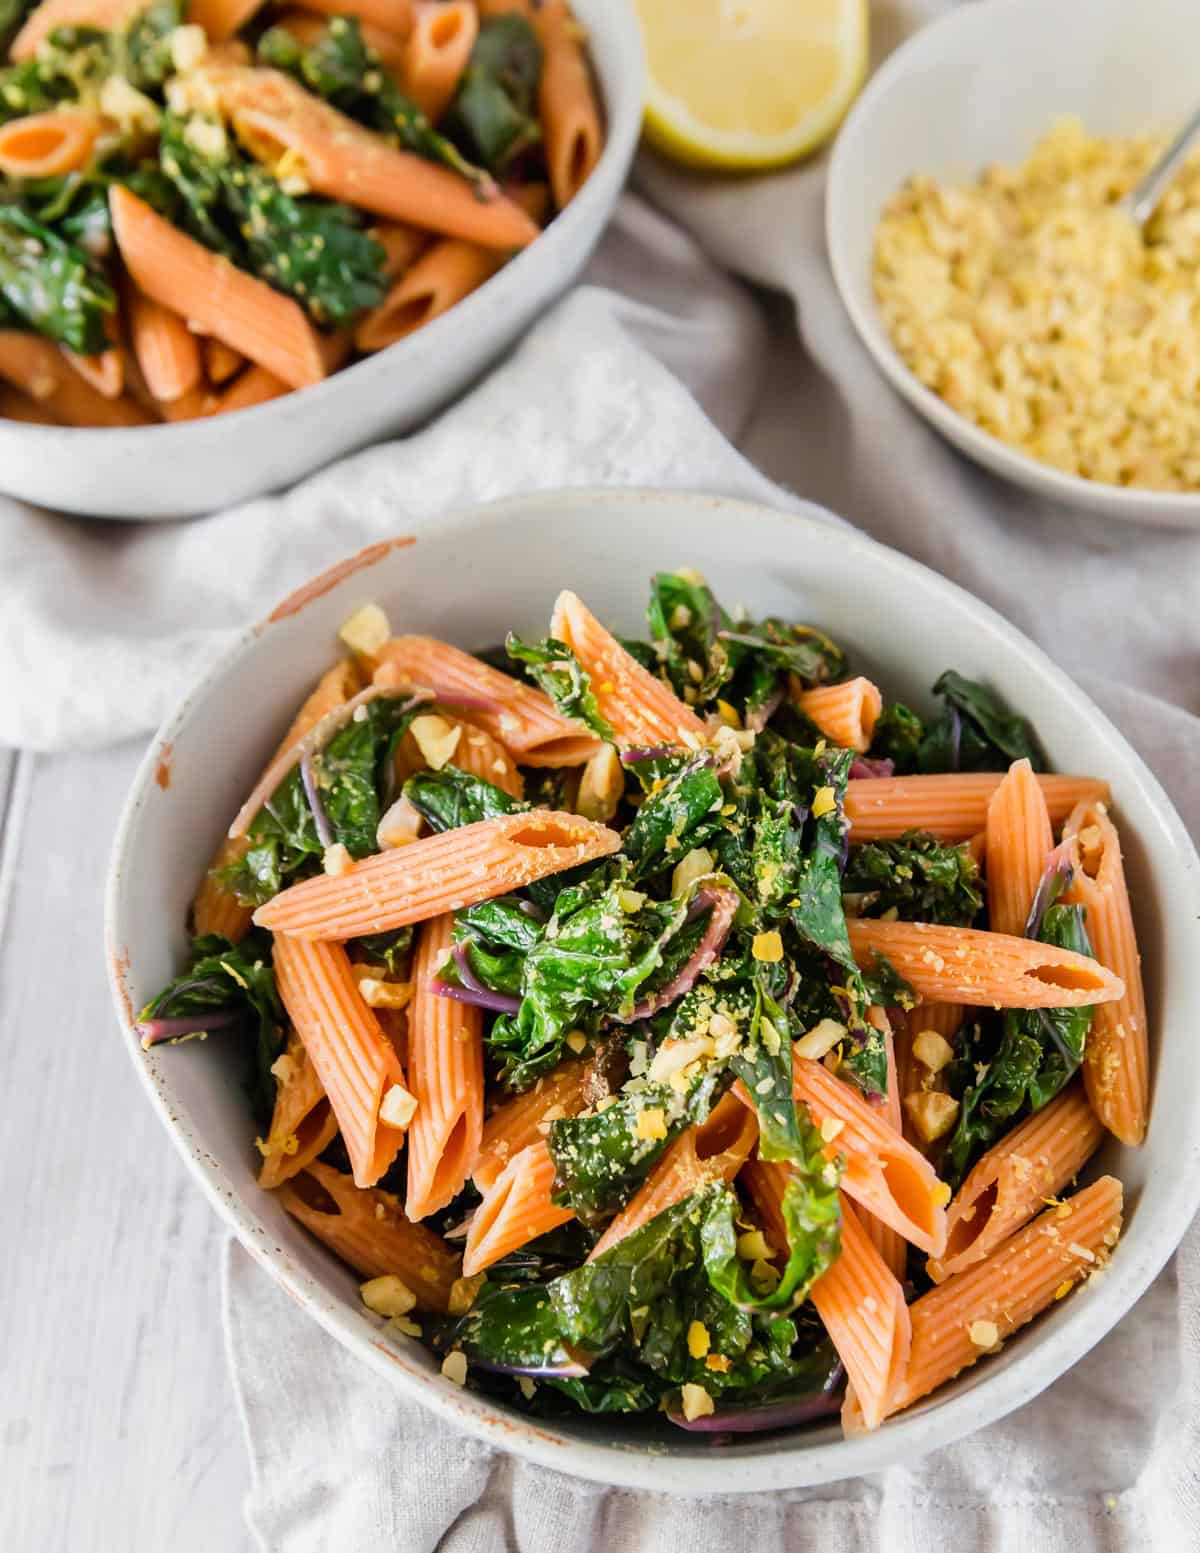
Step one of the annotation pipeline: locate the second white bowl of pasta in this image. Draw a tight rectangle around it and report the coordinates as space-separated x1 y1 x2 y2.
0 0 643 518
106 486 1200 1490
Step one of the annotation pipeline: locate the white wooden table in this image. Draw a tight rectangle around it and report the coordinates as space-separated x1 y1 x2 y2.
1 744 254 1553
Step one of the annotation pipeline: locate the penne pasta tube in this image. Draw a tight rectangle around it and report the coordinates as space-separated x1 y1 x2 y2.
392 711 525 807
860 1007 908 1280
404 915 484 1220
794 676 883 754
896 1001 965 1153
272 933 412 1188
462 1139 574 1275
551 589 709 750
473 1058 587 1191
986 758 1054 938
355 237 502 351
792 1054 949 1258
588 1091 758 1260
63 343 124 400
535 0 602 208
201 364 290 415
0 109 98 177
811 1195 912 1431
11 0 142 57
886 1176 1123 1417
404 1 478 122
192 658 365 941
254 809 623 939
845 772 1111 843
927 1083 1103 1283
256 1031 339 1190
0 384 58 424
276 1159 461 1310
202 337 245 385
194 65 539 249
373 635 600 765
846 918 1125 1008
0 332 148 426
1063 801 1150 1146
109 187 329 391
368 221 429 279
187 0 268 41
129 291 203 405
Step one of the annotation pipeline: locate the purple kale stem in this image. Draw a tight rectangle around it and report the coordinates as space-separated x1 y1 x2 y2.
300 747 335 848
136 1009 243 1047
947 702 963 772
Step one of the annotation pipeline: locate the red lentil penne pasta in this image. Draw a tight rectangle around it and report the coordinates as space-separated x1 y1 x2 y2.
846 918 1125 1008
192 658 365 941
794 676 883 754
256 1031 339 1190
588 1092 758 1260
272 933 412 1188
255 809 622 939
128 291 203 405
110 187 329 391
792 1053 949 1258
404 2 478 122
369 220 429 279
845 772 1111 843
0 385 58 424
187 0 267 41
10 0 142 57
473 1059 587 1192
296 0 413 36
986 758 1054 938
551 589 709 750
896 1001 965 1153
276 1159 461 1310
405 914 484 1220
535 0 602 208
1063 801 1150 1145
477 0 530 15
886 1176 1123 1418
201 364 290 415
462 1139 574 1275
355 236 502 351
393 712 525 804
202 337 246 386
63 342 124 400
739 1154 791 1258
373 635 601 765
0 332 149 425
0 108 98 177
196 65 539 249
811 1195 912 1431
860 1007 908 1280
927 1083 1103 1283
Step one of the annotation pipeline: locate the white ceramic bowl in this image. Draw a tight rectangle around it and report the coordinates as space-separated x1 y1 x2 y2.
0 0 643 521
106 487 1200 1491
827 0 1200 529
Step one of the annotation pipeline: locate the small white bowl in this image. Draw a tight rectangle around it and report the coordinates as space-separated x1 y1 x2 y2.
105 486 1200 1491
0 0 643 521
827 0 1200 529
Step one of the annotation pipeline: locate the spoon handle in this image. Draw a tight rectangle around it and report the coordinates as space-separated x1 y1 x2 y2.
1125 105 1200 228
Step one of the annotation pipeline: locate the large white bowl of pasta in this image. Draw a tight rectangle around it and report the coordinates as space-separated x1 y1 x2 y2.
0 0 642 518
106 487 1200 1490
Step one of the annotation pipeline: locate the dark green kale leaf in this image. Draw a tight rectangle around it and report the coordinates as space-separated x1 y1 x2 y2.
136 931 284 1126
548 1064 731 1227
403 764 524 832
867 701 924 772
505 632 614 740
223 695 422 906
444 13 542 173
918 671 1045 774
159 112 386 326
0 205 115 351
844 830 983 925
622 753 724 880
257 16 488 185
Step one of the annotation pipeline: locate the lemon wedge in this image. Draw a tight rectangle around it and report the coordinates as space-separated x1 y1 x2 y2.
637 0 869 171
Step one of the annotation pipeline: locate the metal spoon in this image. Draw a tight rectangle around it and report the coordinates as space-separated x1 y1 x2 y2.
1122 105 1200 228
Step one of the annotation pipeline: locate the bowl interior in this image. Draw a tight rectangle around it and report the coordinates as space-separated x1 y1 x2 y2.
106 487 1200 1490
826 0 1200 525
